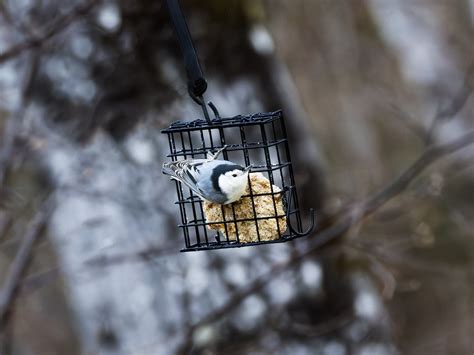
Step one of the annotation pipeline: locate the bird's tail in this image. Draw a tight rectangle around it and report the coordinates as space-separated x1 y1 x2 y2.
162 162 177 177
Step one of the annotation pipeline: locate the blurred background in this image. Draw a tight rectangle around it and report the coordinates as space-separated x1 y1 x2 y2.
0 0 473 354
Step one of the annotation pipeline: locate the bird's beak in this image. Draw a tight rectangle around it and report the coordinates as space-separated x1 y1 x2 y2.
244 165 252 173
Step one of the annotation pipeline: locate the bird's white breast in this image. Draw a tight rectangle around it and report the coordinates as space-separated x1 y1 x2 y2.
218 174 248 204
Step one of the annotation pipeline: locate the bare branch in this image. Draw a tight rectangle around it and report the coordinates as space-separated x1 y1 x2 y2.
18 268 60 297
425 64 474 144
0 212 12 243
177 129 474 352
0 0 101 64
0 206 50 330
388 103 428 141
360 129 474 215
0 2 36 38
0 52 40 186
389 64 474 144
85 244 178 267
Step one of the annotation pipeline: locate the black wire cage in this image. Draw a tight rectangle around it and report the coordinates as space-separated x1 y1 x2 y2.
162 0 314 251
162 109 315 251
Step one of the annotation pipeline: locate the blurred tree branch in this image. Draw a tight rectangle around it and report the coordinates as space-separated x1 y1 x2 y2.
177 128 474 353
0 52 39 186
0 0 102 64
85 244 178 267
426 63 474 144
389 62 474 145
389 103 428 141
0 205 50 331
358 130 474 216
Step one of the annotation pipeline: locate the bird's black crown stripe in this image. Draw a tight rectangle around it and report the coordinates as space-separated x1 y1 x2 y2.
210 164 244 193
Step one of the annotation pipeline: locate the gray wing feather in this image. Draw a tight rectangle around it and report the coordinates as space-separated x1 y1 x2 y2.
162 160 208 199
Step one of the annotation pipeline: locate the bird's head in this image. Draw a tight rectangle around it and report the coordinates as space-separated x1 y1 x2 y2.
217 165 251 204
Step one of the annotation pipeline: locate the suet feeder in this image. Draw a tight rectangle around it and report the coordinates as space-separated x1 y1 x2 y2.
163 0 315 251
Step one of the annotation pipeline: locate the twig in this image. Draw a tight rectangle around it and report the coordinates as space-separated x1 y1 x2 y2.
359 129 474 216
14 244 178 296
0 207 50 330
85 244 178 267
18 268 60 297
389 103 428 141
425 64 474 144
0 212 12 243
0 0 102 64
0 52 39 186
389 64 474 144
0 2 36 38
176 129 474 353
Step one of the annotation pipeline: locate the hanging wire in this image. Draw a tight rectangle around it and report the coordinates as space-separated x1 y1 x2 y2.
166 0 223 124
166 0 207 97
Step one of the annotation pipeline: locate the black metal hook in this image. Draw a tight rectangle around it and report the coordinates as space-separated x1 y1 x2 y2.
287 208 315 237
199 100 211 124
285 188 316 237
188 87 222 123
208 101 221 119
188 89 211 123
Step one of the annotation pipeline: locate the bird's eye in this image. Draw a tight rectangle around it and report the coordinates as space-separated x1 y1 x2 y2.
232 173 237 177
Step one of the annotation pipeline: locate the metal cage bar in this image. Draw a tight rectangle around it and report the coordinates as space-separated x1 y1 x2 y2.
162 110 314 251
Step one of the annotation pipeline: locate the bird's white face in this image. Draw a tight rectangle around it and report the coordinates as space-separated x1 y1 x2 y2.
218 169 250 204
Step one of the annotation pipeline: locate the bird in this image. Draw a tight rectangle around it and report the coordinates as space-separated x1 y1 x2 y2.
162 146 252 204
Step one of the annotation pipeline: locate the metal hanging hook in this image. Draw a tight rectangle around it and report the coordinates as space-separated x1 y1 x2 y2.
187 87 223 123
286 208 315 237
285 188 316 238
208 101 221 120
188 88 212 123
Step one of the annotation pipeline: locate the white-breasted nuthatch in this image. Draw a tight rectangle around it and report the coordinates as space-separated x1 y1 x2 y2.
162 146 252 205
